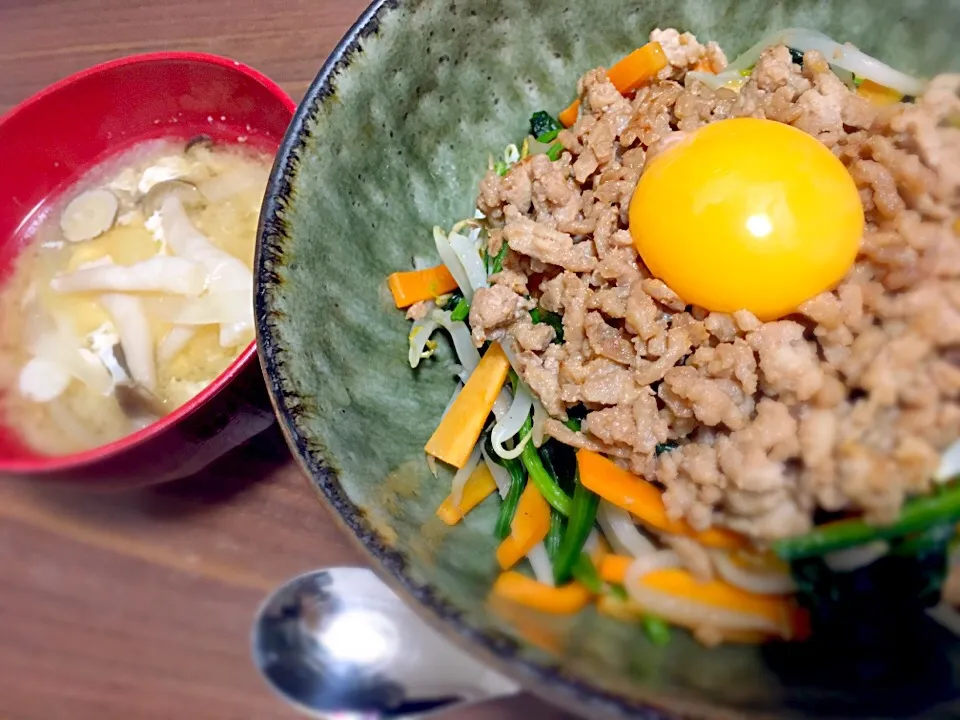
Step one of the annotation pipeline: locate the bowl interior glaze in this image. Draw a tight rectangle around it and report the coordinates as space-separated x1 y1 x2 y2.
257 1 960 717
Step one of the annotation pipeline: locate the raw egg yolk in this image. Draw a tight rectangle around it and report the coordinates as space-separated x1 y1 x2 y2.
629 117 863 321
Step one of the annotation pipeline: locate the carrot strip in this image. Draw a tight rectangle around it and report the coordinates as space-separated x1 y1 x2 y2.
387 265 458 308
510 483 551 546
558 100 580 129
857 79 903 106
425 343 510 468
577 449 746 549
492 571 592 614
598 555 793 630
558 41 668 127
496 483 550 569
436 464 498 525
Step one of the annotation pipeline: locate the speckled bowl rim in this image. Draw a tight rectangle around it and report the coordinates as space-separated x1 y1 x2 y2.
255 2 763 718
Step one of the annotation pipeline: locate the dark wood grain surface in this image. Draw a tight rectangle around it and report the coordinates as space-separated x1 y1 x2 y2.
0 2 572 718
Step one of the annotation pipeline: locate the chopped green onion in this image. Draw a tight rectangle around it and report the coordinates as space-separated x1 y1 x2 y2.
739 67 753 77
529 110 562 139
494 457 527 540
489 242 509 275
772 481 960 560
494 160 509 176
536 128 560 144
608 583 629 602
788 47 805 65
546 510 565 559
642 615 672 647
519 416 572 516
546 142 564 162
853 75 864 87
530 307 564 343
552 478 600 584
563 417 582 432
441 292 463 312
450 298 470 322
571 553 603 594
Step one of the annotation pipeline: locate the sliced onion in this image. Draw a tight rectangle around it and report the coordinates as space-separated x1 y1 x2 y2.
823 540 889 573
526 543 555 587
51 256 207 297
434 226 473 300
29 321 112 395
597 501 656 557
450 442 483 508
625 551 786 637
689 28 925 97
491 382 533 459
160 195 253 346
448 230 488 293
712 551 796 595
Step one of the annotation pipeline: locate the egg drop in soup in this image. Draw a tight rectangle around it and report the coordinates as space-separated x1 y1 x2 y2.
629 117 864 320
0 138 273 455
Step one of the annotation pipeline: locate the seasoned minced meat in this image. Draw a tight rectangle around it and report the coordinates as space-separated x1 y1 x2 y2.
472 32 960 541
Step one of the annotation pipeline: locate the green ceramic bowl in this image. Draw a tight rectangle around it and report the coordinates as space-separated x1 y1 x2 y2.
256 1 960 717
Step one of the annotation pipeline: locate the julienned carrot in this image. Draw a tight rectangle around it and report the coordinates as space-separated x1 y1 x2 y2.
497 483 550 569
857 79 903 106
492 571 592 614
558 41 668 127
598 555 795 632
436 464 498 525
576 449 746 550
387 264 459 308
425 343 510 468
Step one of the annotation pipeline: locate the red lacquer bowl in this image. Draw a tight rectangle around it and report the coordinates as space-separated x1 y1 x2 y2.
0 52 295 488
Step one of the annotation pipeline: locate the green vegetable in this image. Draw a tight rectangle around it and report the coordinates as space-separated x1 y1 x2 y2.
642 615 672 647
450 297 470 322
538 439 577 495
519 416 573 516
608 583 629 602
488 242 509 275
546 142 564 162
536 128 561 143
529 110 562 140
552 479 601 584
788 47 805 65
571 553 603 594
773 481 960 560
655 441 679 456
530 307 564 343
494 457 527 540
440 292 463 312
546 510 565 559
494 160 509 176
563 417 582 432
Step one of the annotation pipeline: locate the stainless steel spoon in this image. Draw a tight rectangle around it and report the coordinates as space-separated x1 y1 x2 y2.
251 567 519 719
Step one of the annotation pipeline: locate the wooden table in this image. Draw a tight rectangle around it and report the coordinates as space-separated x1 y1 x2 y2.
0 2 571 718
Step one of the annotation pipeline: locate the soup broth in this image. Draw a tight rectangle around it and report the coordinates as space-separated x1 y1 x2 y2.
0 138 272 455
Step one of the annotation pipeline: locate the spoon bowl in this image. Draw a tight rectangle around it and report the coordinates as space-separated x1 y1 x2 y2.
251 567 518 719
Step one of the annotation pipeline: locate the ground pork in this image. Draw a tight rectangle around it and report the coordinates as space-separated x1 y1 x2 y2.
470 31 960 541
